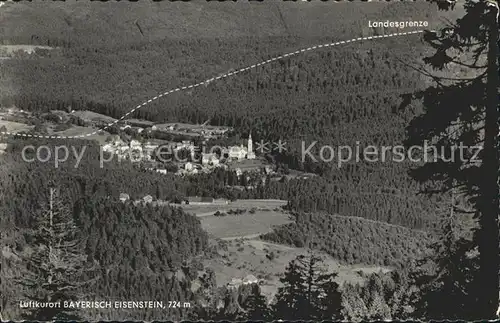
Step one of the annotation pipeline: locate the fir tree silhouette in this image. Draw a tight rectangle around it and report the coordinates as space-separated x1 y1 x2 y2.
242 284 270 321
402 0 499 319
273 252 343 320
273 258 307 320
14 188 98 321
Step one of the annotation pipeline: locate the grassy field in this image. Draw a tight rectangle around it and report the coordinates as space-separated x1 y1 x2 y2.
155 122 229 130
123 118 154 127
200 210 292 239
71 110 117 124
175 199 288 217
227 158 269 171
172 199 291 240
0 45 54 56
0 116 110 144
0 119 33 133
204 238 391 303
49 125 110 144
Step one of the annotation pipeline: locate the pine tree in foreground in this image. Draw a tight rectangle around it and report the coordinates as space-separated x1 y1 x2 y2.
242 284 270 321
409 200 479 320
402 0 499 318
341 284 369 322
273 257 308 320
316 271 343 320
273 253 343 320
15 187 97 321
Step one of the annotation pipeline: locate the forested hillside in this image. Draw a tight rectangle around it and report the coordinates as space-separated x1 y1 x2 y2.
0 138 441 231
261 212 431 269
2 1 438 125
0 0 452 236
0 1 437 47
0 0 452 233
73 198 207 320
0 156 209 320
2 42 423 143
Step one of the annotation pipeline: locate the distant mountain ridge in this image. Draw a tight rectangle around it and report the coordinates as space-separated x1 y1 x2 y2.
0 1 441 47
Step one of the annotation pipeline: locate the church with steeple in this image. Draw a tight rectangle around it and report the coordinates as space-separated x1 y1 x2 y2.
246 132 255 159
223 132 256 161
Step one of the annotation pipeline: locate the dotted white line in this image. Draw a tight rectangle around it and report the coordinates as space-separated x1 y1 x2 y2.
0 30 426 140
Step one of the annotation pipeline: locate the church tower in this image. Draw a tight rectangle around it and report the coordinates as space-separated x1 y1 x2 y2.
247 132 255 159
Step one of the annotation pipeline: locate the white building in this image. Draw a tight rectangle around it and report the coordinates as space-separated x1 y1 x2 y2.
173 140 193 150
130 140 142 148
227 145 247 160
126 140 152 160
227 275 258 290
225 133 255 160
227 278 243 290
144 142 159 154
242 274 258 285
173 141 196 159
103 136 125 153
179 163 199 175
102 143 115 153
202 153 219 166
247 133 255 159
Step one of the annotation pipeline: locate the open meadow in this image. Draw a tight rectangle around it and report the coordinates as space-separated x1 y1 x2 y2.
200 210 292 239
174 199 288 217
204 238 391 303
49 125 111 145
0 119 33 133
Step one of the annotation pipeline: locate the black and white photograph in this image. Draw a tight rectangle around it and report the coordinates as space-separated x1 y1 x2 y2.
0 0 499 321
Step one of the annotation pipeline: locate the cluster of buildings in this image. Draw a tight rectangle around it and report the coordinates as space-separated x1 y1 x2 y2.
0 142 7 155
116 121 233 140
227 274 260 290
152 122 232 139
102 136 157 161
102 137 196 158
197 133 256 167
102 133 259 176
225 133 256 159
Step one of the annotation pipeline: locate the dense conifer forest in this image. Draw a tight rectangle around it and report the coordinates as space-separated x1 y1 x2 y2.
261 212 430 269
0 158 209 320
0 1 444 237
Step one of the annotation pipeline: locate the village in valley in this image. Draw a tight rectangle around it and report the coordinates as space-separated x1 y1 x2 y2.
102 129 264 177
0 105 330 302
0 106 316 186
98 116 282 186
